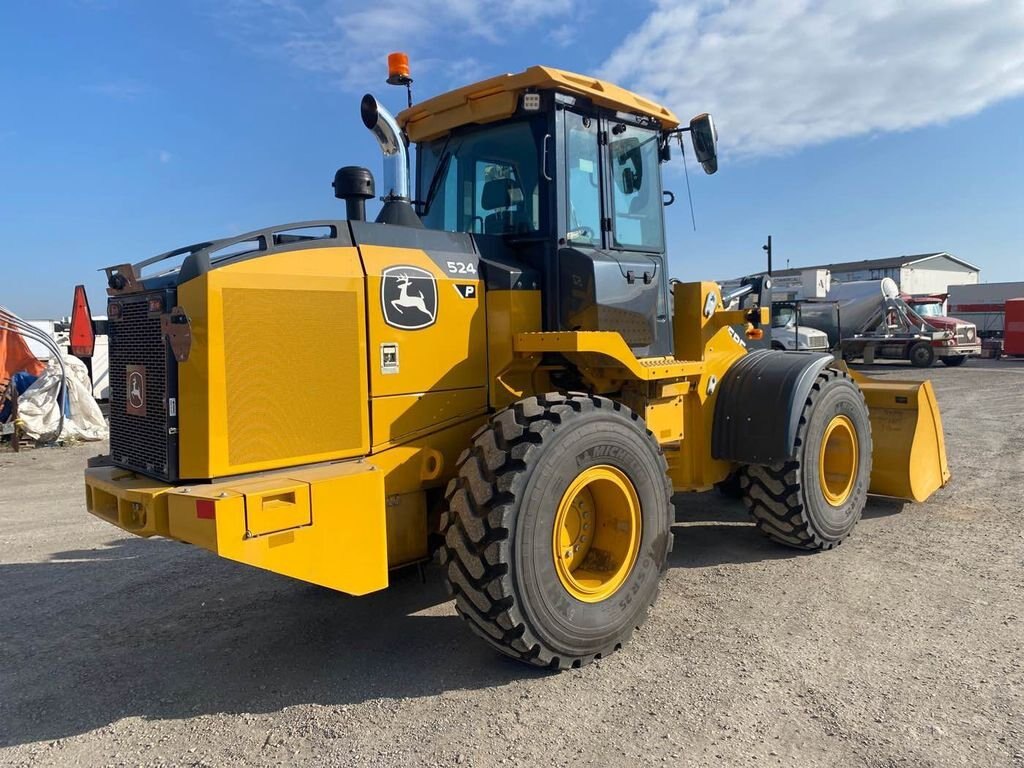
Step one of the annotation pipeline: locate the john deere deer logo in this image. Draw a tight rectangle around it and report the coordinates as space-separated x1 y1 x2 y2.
381 266 437 330
125 364 147 417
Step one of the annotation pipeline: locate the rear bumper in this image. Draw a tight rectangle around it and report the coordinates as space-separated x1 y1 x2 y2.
85 461 389 595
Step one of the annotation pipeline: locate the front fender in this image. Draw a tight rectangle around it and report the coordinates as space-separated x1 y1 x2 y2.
711 350 833 465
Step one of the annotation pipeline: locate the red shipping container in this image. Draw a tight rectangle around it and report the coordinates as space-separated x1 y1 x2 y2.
1005 298 1024 357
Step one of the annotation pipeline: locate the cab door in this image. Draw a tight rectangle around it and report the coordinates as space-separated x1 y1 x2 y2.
555 108 673 358
600 118 673 358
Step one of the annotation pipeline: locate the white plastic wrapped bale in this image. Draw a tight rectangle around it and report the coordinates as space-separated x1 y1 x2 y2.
16 354 108 442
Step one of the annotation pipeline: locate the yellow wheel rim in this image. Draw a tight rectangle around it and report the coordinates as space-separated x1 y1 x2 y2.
819 415 858 506
552 465 642 603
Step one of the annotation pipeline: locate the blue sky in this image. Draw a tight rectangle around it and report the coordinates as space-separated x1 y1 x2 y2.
2 0 1023 318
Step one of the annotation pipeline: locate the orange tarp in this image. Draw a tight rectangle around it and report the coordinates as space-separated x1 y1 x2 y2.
1 318 46 385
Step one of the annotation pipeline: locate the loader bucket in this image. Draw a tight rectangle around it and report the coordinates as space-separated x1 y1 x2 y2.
850 370 950 502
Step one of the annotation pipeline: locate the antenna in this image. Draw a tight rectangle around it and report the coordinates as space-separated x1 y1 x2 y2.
679 134 696 231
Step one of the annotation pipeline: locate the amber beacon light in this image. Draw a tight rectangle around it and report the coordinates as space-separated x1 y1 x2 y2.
387 52 412 85
386 52 413 107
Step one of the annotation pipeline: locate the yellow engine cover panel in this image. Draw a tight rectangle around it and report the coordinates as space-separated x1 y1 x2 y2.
360 245 486 397
371 388 486 449
358 244 487 445
177 246 370 478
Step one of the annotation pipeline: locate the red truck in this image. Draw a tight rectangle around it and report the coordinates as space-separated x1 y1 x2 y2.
1005 298 1024 357
903 294 981 366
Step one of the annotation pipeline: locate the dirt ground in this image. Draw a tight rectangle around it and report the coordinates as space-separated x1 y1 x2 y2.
1 360 1022 767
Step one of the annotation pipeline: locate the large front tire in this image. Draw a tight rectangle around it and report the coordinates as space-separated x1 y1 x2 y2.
440 393 673 669
740 369 872 550
909 341 935 368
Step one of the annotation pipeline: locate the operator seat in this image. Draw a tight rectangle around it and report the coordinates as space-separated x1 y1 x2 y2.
480 178 524 235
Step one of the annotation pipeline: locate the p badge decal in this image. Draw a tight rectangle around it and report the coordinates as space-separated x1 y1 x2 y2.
381 266 437 330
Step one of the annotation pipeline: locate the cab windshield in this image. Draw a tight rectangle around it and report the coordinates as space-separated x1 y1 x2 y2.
418 119 546 236
772 306 796 328
913 303 943 317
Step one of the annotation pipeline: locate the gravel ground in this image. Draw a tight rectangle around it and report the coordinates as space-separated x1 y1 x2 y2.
1 360 1022 767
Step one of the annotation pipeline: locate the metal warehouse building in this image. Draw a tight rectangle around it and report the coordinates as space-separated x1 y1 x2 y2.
776 252 980 295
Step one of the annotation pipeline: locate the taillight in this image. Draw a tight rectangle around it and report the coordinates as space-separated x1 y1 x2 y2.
196 499 216 520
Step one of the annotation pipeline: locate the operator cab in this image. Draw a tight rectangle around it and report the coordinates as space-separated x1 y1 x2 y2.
399 66 717 359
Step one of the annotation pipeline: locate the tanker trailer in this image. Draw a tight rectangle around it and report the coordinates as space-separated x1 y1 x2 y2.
798 278 953 367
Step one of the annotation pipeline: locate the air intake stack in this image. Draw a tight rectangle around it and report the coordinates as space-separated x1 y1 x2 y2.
332 166 375 221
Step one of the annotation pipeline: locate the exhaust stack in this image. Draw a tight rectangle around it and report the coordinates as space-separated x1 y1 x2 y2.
361 94 409 201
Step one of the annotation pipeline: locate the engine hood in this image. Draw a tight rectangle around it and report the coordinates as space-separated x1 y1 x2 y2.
921 314 956 329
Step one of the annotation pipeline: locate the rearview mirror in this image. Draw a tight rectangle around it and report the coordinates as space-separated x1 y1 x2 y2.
611 137 642 194
689 113 718 175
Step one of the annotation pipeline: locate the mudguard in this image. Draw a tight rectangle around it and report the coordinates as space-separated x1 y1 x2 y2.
711 350 833 465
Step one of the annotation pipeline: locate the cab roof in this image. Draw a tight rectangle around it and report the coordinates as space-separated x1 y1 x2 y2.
397 65 679 143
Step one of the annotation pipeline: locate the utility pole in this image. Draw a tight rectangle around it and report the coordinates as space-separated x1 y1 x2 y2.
762 235 772 275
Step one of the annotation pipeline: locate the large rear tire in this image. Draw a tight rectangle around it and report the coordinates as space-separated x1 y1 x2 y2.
739 369 872 550
440 393 673 669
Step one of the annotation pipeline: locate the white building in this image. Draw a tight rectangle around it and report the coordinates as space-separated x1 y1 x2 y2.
775 252 979 295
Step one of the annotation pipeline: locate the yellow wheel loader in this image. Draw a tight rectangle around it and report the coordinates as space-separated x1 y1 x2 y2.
84 63 949 669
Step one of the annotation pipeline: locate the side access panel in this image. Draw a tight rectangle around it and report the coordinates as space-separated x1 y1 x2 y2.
350 222 488 448
177 244 370 479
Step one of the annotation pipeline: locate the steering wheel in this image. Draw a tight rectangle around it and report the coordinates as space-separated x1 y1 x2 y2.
566 226 595 242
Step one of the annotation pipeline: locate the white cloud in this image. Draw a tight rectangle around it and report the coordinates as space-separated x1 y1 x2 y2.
601 0 1024 157
217 0 575 92
549 24 571 47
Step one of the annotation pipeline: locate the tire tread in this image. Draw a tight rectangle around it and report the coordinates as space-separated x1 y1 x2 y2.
440 392 672 670
739 368 870 551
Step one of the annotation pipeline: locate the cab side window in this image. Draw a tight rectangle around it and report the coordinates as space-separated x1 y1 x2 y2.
564 112 601 247
607 124 664 251
476 160 527 235
418 121 542 236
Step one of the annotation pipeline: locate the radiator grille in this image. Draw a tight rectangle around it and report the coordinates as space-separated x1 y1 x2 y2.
108 294 176 480
955 324 975 344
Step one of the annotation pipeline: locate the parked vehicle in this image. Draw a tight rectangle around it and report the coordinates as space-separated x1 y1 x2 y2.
798 278 966 367
80 62 950 669
1005 298 1024 357
768 303 831 351
947 282 1024 340
902 294 981 366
